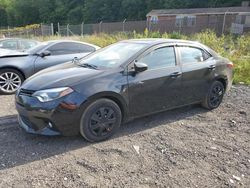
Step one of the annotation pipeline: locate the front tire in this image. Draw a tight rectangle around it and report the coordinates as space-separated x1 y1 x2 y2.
0 69 24 95
80 98 122 142
202 81 225 110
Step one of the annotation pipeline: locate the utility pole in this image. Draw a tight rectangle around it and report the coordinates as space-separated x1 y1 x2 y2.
222 11 228 35
51 23 54 36
57 23 60 35
99 21 103 33
123 19 127 32
41 23 44 36
67 24 69 36
81 22 84 36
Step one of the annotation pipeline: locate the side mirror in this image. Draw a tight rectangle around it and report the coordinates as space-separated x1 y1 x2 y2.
134 62 148 73
72 57 80 63
39 50 51 57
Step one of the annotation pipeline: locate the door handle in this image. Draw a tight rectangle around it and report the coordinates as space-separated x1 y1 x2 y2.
170 72 182 78
208 65 216 70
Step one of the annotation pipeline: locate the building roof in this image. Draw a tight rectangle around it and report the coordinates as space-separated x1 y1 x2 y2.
147 6 250 17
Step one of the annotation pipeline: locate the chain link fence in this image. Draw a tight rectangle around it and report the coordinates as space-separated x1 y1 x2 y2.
57 20 147 36
0 24 53 38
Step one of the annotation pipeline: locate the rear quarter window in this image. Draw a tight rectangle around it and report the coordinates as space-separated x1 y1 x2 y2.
178 46 212 64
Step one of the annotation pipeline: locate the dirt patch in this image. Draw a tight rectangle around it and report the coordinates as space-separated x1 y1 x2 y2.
0 85 249 187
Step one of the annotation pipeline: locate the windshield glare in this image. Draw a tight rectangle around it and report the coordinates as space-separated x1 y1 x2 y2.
80 42 147 68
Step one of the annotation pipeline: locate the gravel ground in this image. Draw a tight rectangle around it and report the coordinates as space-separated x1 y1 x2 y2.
0 85 249 188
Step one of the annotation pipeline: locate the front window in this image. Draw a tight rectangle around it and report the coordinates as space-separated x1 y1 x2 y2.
139 46 176 70
79 42 148 69
47 42 95 55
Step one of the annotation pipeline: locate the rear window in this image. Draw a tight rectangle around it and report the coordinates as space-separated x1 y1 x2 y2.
0 40 18 50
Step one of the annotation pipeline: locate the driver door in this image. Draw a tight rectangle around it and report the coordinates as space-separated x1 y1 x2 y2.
128 45 183 117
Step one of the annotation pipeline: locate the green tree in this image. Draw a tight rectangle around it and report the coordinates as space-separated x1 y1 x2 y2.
0 0 245 26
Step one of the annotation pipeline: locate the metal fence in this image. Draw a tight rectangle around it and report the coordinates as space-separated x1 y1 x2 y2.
55 13 250 36
57 20 147 36
1 13 249 38
0 24 54 38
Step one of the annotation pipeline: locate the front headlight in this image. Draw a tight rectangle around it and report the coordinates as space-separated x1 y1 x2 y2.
32 87 74 102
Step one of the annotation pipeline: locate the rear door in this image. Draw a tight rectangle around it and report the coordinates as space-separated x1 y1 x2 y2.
34 42 96 73
177 45 215 104
128 44 183 117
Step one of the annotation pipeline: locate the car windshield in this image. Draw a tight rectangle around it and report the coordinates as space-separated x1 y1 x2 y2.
26 42 49 54
79 42 148 69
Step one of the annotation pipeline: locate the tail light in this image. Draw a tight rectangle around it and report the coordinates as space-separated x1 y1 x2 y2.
227 62 234 69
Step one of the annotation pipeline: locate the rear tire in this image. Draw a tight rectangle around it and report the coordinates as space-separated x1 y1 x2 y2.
202 81 225 110
0 69 24 95
80 98 122 142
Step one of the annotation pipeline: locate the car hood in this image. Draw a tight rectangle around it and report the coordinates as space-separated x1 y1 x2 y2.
22 62 103 91
0 49 28 58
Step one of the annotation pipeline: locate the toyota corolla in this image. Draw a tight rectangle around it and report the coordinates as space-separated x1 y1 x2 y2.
15 39 233 142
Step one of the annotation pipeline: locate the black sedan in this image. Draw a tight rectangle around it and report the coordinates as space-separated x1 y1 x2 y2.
15 39 233 142
0 40 100 94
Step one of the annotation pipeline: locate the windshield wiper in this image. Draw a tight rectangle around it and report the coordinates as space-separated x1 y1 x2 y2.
73 57 98 69
80 63 98 70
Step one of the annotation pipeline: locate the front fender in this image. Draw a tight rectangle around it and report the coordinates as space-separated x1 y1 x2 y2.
0 56 36 78
80 91 129 122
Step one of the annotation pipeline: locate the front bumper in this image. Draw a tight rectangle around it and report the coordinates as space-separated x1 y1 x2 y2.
15 90 86 136
18 115 60 136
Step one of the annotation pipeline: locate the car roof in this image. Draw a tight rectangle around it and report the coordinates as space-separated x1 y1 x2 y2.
42 40 100 49
122 38 201 45
0 38 39 42
121 38 217 56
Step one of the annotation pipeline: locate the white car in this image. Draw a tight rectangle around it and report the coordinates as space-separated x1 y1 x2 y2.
0 38 40 51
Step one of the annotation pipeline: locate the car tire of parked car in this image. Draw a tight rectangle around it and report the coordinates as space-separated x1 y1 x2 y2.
202 81 225 110
0 68 24 95
80 98 122 142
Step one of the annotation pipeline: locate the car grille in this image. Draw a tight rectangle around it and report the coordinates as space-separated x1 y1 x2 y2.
19 89 35 97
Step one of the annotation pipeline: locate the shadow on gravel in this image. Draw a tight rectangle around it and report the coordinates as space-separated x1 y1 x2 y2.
0 115 18 125
0 104 207 171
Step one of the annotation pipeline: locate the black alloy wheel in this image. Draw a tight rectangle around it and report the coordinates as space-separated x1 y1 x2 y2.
202 81 225 110
80 98 122 142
